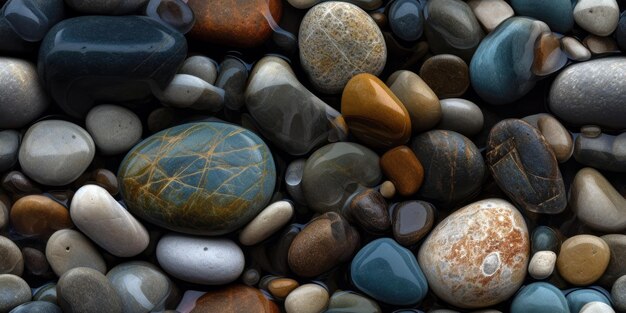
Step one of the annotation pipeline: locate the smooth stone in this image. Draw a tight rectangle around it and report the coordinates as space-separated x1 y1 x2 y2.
1 171 40 199
574 131 626 172
0 197 6 231
380 146 424 196
285 159 307 205
190 285 279 312
287 0 382 10
411 130 485 208
561 36 591 61
486 119 567 214
436 98 483 137
0 130 19 172
9 301 61 313
522 113 573 163
118 122 276 235
583 35 620 55
379 181 396 199
599 235 626 288
216 56 248 111
470 17 548 104
528 251 557 280
392 200 435 246
467 0 514 32
2 0 65 42
106 261 172 313
531 226 561 254
557 235 611 286
188 0 281 48
388 0 423 42
299 2 386 94
179 56 217 85
580 302 615 313
424 0 484 61
532 32 568 76
70 185 149 257
288 212 359 277
22 247 48 276
32 283 57 303
38 15 187 118
144 0 195 34
509 0 573 33
242 269 260 287
285 284 329 313
57 267 122 313
418 199 529 309
353 238 428 305
617 11 626 51
45 229 106 276
302 142 381 214
419 54 470 98
325 291 381 313
0 275 31 313
0 236 23 276
570 168 626 232
510 282 568 313
85 105 142 155
158 74 225 112
386 70 442 133
565 288 612 313
574 0 619 36
346 189 391 233
18 120 95 186
251 224 301 276
612 276 626 312
0 58 48 129
91 168 119 196
239 200 294 246
549 57 626 130
246 56 347 155
64 0 147 14
10 195 73 237
268 278 299 299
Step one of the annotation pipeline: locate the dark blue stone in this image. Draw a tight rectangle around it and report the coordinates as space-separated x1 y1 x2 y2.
531 226 561 254
389 0 423 42
510 0 574 33
510 282 569 313
38 15 187 118
3 0 64 42
563 287 612 313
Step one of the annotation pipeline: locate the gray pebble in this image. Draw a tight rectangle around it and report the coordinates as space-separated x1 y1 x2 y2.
285 159 308 205
32 283 57 303
0 236 23 276
85 105 142 155
57 267 122 313
106 261 171 313
0 274 31 313
216 56 248 111
159 74 225 112
0 130 19 172
612 275 626 312
436 98 484 137
179 56 218 85
45 229 106 277
22 247 49 276
8 301 62 313
0 58 49 129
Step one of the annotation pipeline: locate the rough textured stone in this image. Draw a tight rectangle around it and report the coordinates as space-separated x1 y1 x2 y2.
612 275 626 313
57 267 123 313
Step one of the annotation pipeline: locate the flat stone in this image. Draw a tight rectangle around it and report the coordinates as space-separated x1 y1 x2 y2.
510 282 568 313
532 32 567 76
190 285 279 313
509 0 573 33
179 55 218 85
346 189 390 233
419 54 469 98
392 200 435 247
0 275 31 313
418 199 529 309
528 251 557 280
467 0 514 33
598 234 626 288
158 74 225 112
522 113 573 163
0 58 48 129
574 0 619 36
106 261 172 313
326 291 381 313
380 146 423 196
388 0 423 41
10 195 73 237
583 35 620 55
45 229 106 276
0 130 19 172
239 201 294 246
570 168 626 232
386 70 442 133
437 98 483 137
580 302 615 313
64 0 147 14
557 235 610 286
284 284 329 313
0 236 23 276
564 288 612 313
8 301 62 313
561 36 591 61
612 276 626 312
57 267 122 313
85 105 142 155
268 278 299 299
574 130 626 172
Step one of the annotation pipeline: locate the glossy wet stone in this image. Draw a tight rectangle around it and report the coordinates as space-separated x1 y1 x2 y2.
285 159 307 205
583 35 620 55
325 291 381 313
86 105 142 156
470 17 548 105
486 119 567 214
352 238 428 305
386 70 441 133
0 58 48 129
564 288 612 313
10 195 72 237
346 189 390 233
574 0 619 36
467 0 514 33
510 282 568 313
0 274 31 313
388 0 423 42
38 15 187 118
8 301 62 313
419 199 529 309
106 261 172 313
0 236 23 276
0 130 18 172
570 168 626 232
532 32 567 76
158 74 225 112
574 130 626 172
1 171 40 200
436 98 483 137
528 251 557 280
65 0 147 14
32 283 57 303
239 201 294 246
561 36 591 61
189 285 279 313
411 130 485 208
45 229 106 276
284 284 329 313
268 278 299 299
599 235 626 288
392 200 435 247
216 56 248 111
531 226 561 254
118 122 276 235
509 0 573 33
2 0 64 42
57 267 123 313
145 0 195 34
246 56 347 155
421 55 469 100
557 235 610 286
522 113 573 163
380 146 423 196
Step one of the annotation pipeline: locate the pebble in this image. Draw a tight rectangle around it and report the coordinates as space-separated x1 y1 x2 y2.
145 0 196 34
528 251 557 280
57 267 122 313
388 0 423 42
10 195 73 237
580 302 615 313
598 234 626 288
386 70 442 133
574 130 626 172
561 36 591 61
437 98 484 137
380 146 424 196
189 285 279 312
8 301 62 313
570 168 626 232
532 32 568 76
2 0 65 43
0 236 23 276
0 275 31 313
298 2 386 94
379 181 396 199
268 278 299 299
583 35 620 55
287 0 381 10
418 199 529 309
531 226 561 254
419 54 470 98
106 261 172 313
612 276 626 312
509 0 573 33
85 105 142 155
179 55 218 85
64 0 147 14
32 283 57 303
557 235 611 286
510 282 568 313
0 130 19 172
1 171 40 199
156 233 244 285
158 74 225 112
467 0 514 33
564 288 612 313
573 0 619 36
22 247 49 276
522 113 573 163
45 229 107 276
0 58 48 129
216 55 248 111
346 189 390 233
239 201 294 246
326 291 381 313
284 284 329 313
285 159 307 204
392 200 435 246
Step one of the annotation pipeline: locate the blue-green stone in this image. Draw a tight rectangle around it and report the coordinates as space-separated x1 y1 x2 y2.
531 226 561 254
510 282 569 313
351 238 428 306
118 122 276 236
510 0 574 33
564 287 612 313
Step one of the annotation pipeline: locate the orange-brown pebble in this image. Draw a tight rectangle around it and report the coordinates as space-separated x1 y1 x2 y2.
556 234 610 286
10 195 73 236
341 73 412 148
532 32 567 76
268 278 299 299
380 146 424 196
191 284 280 313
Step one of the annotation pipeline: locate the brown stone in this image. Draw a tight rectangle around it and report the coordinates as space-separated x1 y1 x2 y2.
1 171 40 200
10 195 73 237
392 200 435 246
346 189 390 233
380 145 424 196
192 285 279 313
557 234 610 286
370 12 387 28
268 278 299 299
532 32 567 76
419 54 469 98
341 73 411 148
387 70 442 133
188 0 282 48
583 35 620 55
522 113 573 163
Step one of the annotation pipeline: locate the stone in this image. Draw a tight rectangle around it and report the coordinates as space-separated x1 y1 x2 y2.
561 36 591 61
532 32 568 76
486 119 567 214
251 224 301 276
531 226 561 254
0 130 19 172
0 275 31 313
32 283 57 303
118 122 276 235
0 58 48 129
346 189 390 233
2 0 65 42
179 56 218 85
467 0 514 33
522 113 573 163
436 98 483 137
190 285 279 313
245 56 348 155
419 54 470 98
285 159 307 205
10 195 73 237
418 199 529 309
158 74 225 112
528 251 557 280
510 282 568 313
299 2 386 94
342 73 411 148
0 236 23 276
326 291 381 313
574 0 619 36
352 238 428 305
288 212 359 277
216 55 248 111
22 248 49 276
0 197 6 231
38 15 187 118
45 229 107 276
144 0 195 34
598 235 626 288
509 0 573 33
380 146 423 196
557 235 610 286
617 11 626 51
239 201 294 246
392 200 435 247
65 0 147 14
379 181 396 199
188 0 281 48
388 0 423 42
287 0 382 10
70 185 149 257
424 0 484 61
612 276 626 312
18 120 95 186
57 267 123 313
471 17 549 104
2 171 40 199
580 302 615 313
242 269 260 286
564 288 612 313
583 35 620 55
91 169 120 196
570 168 626 232
85 105 142 155
268 278 299 299
9 301 62 313
386 70 442 133
411 130 485 208
284 284 329 313
549 57 626 130
574 130 626 172
106 261 172 313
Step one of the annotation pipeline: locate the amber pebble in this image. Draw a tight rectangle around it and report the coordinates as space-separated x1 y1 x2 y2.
419 54 469 98
380 146 424 196
268 278 299 299
379 181 396 199
557 235 611 286
583 35 620 55
370 12 387 28
1 171 40 200
532 32 567 76
387 70 442 133
341 73 411 148
10 195 73 237
191 285 279 313
392 200 435 246
346 189 391 233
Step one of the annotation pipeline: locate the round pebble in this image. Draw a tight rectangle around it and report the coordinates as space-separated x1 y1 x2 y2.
85 104 142 155
22 248 49 276
570 168 626 232
179 55 218 85
379 181 396 199
528 251 557 280
573 0 619 36
419 54 470 98
0 274 31 313
0 236 23 276
10 195 73 237
284 284 329 313
557 235 611 286
106 261 172 313
437 98 484 137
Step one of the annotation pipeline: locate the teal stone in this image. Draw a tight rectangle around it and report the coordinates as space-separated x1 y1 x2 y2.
470 17 548 105
510 0 574 33
564 287 612 313
510 282 569 313
531 226 561 254
118 122 276 236
351 238 428 306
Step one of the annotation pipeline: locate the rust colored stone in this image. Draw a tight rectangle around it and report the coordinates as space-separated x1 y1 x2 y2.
10 195 73 236
380 145 424 196
191 285 280 313
268 278 299 299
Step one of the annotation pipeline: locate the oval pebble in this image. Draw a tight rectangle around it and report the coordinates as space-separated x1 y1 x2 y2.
45 229 106 276
85 105 142 155
557 235 610 286
57 267 122 313
0 274 31 313
284 284 329 313
528 251 557 280
0 235 23 276
106 261 172 313
239 201 294 246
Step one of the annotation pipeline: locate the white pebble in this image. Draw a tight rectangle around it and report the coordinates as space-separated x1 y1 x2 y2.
528 250 557 280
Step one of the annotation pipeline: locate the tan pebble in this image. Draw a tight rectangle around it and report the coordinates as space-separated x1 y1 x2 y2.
45 229 107 276
284 284 329 313
583 35 620 55
561 36 591 61
528 251 557 280
522 113 573 163
240 201 294 246
268 278 299 299
387 70 442 133
557 234 610 286
380 181 396 199
467 0 514 32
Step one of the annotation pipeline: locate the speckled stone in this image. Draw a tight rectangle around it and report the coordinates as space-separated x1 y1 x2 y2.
557 235 610 286
598 234 626 288
284 284 329 313
190 285 279 313
57 267 122 313
419 54 470 98
509 0 573 33
510 282 568 313
570 168 626 232
386 70 442 133
437 98 483 137
612 276 626 312
574 129 626 172
8 301 62 313
64 0 147 14
85 105 142 155
467 0 514 33
418 199 530 309
522 113 573 163
299 2 386 94
528 251 557 280
239 201 294 246
0 58 48 129
0 275 31 313
10 195 73 237
0 130 19 172
0 236 23 276
45 229 106 276
573 0 619 36
106 261 172 313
